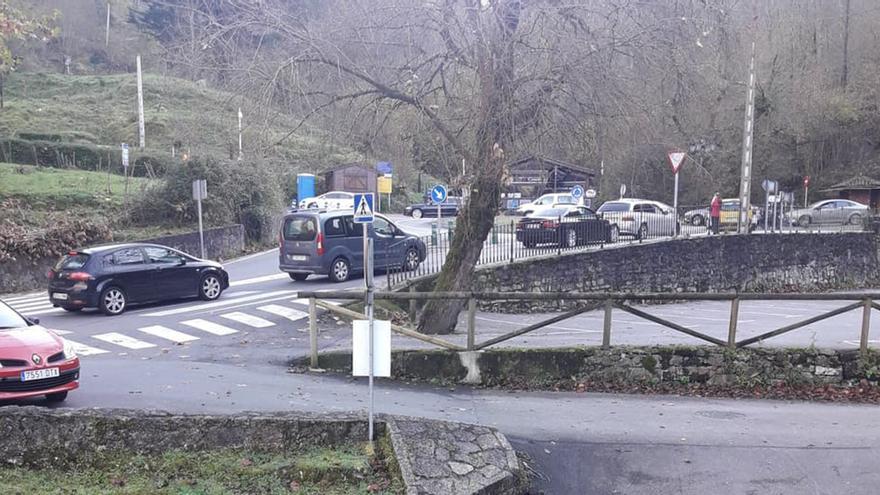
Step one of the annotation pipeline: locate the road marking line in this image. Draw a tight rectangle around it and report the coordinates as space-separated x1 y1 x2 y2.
258 304 308 322
180 319 238 336
138 325 200 343
8 300 53 310
52 329 72 335
141 290 297 317
842 340 880 347
224 247 278 265
21 308 65 317
93 332 156 349
230 273 290 287
63 339 109 356
220 312 275 328
1 292 45 303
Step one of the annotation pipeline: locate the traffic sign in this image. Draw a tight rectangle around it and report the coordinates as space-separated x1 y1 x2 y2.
761 179 778 194
667 151 686 174
803 176 810 187
585 188 597 199
353 193 375 224
571 185 585 199
431 184 448 204
121 143 129 168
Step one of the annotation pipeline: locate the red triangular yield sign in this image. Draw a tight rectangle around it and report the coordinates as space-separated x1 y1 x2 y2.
668 151 686 174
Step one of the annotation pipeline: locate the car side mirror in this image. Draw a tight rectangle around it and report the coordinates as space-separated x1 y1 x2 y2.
177 258 187 266
28 317 40 325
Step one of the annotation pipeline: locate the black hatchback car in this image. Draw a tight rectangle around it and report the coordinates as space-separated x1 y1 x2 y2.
47 243 229 315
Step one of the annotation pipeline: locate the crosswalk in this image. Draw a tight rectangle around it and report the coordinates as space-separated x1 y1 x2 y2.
1 289 345 358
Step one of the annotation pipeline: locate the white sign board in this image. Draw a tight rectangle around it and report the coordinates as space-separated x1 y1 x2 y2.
353 193 375 224
121 143 129 168
585 188 597 199
352 320 391 377
192 179 207 201
668 151 686 174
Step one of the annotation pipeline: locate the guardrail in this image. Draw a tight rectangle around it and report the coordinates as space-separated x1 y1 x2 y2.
298 291 879 368
386 213 871 290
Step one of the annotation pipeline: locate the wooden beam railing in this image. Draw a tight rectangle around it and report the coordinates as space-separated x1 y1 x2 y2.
297 290 880 366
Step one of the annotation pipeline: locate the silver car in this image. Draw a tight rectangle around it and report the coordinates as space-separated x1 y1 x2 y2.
596 199 677 239
789 199 868 226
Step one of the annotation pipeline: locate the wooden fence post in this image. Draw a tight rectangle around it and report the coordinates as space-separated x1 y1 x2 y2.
728 298 740 349
602 299 613 349
860 298 872 355
467 297 476 351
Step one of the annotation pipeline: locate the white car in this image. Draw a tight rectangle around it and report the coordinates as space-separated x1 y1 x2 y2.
596 198 677 239
299 191 355 211
516 193 578 216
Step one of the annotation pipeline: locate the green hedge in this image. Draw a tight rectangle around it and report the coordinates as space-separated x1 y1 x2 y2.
0 138 174 177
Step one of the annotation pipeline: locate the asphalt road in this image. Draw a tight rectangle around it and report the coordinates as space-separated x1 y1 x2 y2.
3 214 879 493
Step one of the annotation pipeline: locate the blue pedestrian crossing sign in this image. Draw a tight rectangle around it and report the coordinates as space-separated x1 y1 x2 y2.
353 193 375 224
431 184 448 204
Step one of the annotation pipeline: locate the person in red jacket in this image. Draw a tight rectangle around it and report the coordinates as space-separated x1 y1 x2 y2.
710 192 722 234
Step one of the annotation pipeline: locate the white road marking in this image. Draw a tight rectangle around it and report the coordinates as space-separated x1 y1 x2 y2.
1 292 45 303
8 300 53 310
21 308 65 317
63 339 109 356
842 340 880 347
93 332 156 349
141 290 297 317
52 329 72 335
230 273 289 287
220 312 275 328
180 319 238 336
138 325 200 343
258 304 308 322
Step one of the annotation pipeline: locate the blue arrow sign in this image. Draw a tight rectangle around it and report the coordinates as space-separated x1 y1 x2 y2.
431 184 448 204
353 193 375 224
571 185 585 199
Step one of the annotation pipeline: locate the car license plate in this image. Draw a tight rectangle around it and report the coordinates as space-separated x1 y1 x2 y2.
52 292 68 300
290 255 308 262
21 367 60 382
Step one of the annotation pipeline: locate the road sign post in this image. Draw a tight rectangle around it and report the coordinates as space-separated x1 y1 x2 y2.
192 179 208 258
668 151 686 236
803 176 810 207
352 193 377 442
431 185 448 239
762 179 778 232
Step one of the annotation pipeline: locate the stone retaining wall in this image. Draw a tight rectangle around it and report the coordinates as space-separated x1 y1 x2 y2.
469 233 880 312
313 347 880 389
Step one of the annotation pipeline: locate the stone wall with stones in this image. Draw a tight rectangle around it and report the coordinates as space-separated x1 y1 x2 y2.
314 347 880 388
469 233 880 312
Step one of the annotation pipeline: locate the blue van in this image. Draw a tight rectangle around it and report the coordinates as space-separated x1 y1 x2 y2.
279 210 427 282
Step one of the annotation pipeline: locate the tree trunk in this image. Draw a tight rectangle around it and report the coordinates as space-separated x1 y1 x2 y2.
417 0 521 335
841 0 850 88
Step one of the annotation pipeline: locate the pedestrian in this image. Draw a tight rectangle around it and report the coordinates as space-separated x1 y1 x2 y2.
710 192 721 235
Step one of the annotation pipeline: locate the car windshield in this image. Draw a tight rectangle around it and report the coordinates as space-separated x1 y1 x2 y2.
597 202 630 213
283 216 318 241
0 302 29 330
54 253 89 271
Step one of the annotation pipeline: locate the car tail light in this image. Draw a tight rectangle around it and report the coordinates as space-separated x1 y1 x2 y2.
622 215 635 222
316 233 325 255
46 270 55 280
68 272 93 282
542 220 558 228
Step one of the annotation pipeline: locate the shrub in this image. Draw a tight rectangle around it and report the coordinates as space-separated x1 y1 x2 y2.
0 217 112 263
129 156 284 244
0 138 174 177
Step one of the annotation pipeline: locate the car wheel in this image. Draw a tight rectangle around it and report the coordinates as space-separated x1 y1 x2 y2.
523 240 537 249
99 286 126 316
412 208 423 219
61 306 82 313
798 215 811 227
404 248 421 271
45 391 68 403
848 213 863 226
691 215 704 227
637 223 649 240
199 273 223 301
561 228 577 248
329 257 351 283
289 273 309 281
608 225 620 243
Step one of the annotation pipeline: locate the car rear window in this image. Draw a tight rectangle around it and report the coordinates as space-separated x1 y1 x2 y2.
54 253 90 271
597 202 630 213
555 196 575 204
534 207 569 218
283 216 318 241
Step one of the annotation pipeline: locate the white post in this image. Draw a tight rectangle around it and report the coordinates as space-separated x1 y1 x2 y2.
237 107 243 161
363 227 375 442
136 55 146 149
805 185 809 207
197 198 205 259
673 171 679 236
105 2 111 47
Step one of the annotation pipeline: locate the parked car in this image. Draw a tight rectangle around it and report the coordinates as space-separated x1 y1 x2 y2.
0 299 79 403
404 196 463 219
788 199 868 226
279 210 427 282
298 191 355 211
596 199 676 239
515 193 577 216
682 206 710 226
516 206 615 248
47 244 229 316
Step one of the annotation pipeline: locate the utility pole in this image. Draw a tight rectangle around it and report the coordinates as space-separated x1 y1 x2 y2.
842 0 851 88
237 107 243 160
136 55 146 149
737 41 757 234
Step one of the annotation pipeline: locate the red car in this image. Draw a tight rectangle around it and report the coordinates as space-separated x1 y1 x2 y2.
0 299 79 403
